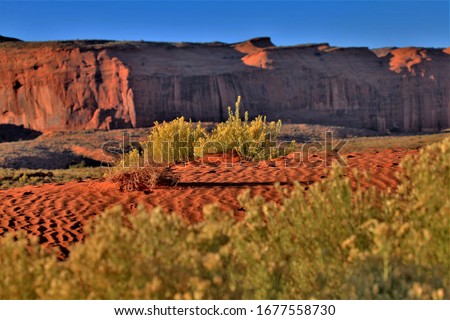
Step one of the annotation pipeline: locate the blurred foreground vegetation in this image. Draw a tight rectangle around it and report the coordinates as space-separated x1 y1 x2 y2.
0 137 448 299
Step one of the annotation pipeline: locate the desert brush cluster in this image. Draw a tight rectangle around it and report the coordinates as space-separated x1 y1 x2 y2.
107 97 295 191
193 97 295 160
0 136 448 299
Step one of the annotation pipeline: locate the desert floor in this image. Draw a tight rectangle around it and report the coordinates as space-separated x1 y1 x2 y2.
0 125 448 259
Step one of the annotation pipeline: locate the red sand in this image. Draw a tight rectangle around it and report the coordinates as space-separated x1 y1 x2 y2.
0 149 416 258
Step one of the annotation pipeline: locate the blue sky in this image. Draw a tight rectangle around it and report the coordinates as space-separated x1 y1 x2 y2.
0 1 448 48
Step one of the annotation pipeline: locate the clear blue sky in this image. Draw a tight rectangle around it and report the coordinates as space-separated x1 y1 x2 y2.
0 0 448 48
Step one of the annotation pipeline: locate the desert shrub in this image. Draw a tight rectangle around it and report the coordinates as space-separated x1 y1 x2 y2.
146 117 206 164
68 160 86 169
0 232 57 299
106 149 179 191
105 117 199 190
0 138 448 299
18 173 30 185
0 168 104 189
337 138 449 299
107 100 295 190
194 97 296 160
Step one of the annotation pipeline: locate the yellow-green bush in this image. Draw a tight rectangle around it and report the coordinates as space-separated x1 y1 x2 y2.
104 117 203 191
107 98 295 189
146 117 206 164
1 138 448 299
194 97 295 160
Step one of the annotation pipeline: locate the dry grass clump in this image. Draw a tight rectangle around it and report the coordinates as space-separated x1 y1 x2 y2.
106 149 179 191
108 166 179 192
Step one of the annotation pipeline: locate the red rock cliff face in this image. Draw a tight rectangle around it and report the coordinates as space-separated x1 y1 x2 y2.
0 38 449 132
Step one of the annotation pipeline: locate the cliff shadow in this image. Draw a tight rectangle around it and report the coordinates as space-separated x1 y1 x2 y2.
0 148 103 169
0 124 42 143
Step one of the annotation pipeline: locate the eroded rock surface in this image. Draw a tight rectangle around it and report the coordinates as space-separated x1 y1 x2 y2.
0 37 448 132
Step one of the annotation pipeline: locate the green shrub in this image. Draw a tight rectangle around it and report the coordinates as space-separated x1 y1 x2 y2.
68 160 86 169
18 173 30 185
194 97 295 160
146 117 206 164
106 99 295 190
0 168 104 189
338 138 449 299
105 117 202 190
1 138 448 299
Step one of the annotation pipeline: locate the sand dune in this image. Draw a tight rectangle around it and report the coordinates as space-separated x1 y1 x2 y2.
0 148 416 259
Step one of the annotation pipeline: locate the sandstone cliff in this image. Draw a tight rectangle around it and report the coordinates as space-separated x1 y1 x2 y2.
0 37 449 132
